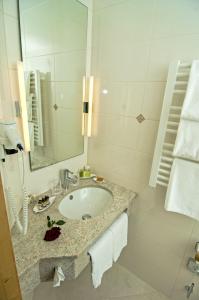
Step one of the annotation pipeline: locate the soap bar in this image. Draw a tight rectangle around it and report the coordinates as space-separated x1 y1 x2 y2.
93 176 105 183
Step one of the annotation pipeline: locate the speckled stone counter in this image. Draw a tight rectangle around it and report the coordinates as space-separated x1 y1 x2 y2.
11 180 136 295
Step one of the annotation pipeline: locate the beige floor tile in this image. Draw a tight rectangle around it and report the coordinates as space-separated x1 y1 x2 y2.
95 264 156 298
171 289 199 300
146 291 170 300
107 290 170 300
119 185 194 296
32 263 159 300
107 295 149 300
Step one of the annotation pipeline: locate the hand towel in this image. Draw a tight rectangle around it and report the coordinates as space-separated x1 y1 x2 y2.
165 158 199 221
173 119 199 162
53 266 65 287
109 213 128 262
181 60 199 121
88 229 113 288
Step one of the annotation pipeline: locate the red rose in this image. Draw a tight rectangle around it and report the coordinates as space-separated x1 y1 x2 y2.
44 227 61 241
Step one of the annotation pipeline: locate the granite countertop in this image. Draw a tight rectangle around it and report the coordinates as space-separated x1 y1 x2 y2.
11 179 136 278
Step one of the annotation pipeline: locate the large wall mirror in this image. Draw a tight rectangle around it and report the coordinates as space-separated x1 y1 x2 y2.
18 0 88 170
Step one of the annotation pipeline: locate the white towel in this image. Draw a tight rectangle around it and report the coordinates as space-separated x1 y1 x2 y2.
173 119 199 162
53 266 65 287
88 229 113 288
109 213 128 262
181 60 199 121
165 158 199 221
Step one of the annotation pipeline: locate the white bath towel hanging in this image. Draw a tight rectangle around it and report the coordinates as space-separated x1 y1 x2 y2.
165 158 199 221
173 119 199 162
109 213 128 262
181 60 199 121
88 229 113 288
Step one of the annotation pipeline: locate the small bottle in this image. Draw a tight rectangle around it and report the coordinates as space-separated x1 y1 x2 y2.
84 165 91 178
79 167 84 178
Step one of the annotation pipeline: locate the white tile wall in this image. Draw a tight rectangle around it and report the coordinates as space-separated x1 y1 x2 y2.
88 0 199 298
4 14 20 69
3 0 17 17
153 0 199 39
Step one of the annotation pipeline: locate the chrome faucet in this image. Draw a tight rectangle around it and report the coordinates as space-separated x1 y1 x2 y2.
60 169 78 190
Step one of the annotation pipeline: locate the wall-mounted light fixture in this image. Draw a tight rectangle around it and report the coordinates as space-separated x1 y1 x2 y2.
82 76 94 137
17 61 31 152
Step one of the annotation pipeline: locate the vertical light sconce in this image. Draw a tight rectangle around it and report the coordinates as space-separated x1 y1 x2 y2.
82 76 86 136
17 61 31 152
82 76 94 137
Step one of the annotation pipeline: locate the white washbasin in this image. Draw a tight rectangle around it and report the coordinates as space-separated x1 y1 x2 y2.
58 186 113 220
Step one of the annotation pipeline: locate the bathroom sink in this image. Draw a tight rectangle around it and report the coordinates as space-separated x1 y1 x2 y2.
58 186 113 220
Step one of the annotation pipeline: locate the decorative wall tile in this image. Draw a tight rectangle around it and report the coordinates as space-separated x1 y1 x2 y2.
136 114 145 123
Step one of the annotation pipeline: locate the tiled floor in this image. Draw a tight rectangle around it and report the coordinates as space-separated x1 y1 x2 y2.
26 263 170 300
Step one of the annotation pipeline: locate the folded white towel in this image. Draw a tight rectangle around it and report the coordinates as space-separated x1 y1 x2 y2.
181 60 199 121
173 119 199 162
88 229 113 288
109 213 128 262
165 158 199 221
53 266 65 287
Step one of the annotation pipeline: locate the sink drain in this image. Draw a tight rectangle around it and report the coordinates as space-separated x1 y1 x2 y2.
82 214 92 220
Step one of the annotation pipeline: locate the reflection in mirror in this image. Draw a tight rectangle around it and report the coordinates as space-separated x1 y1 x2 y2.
19 0 88 170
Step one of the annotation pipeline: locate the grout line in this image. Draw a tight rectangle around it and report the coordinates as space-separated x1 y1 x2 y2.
92 111 160 122
23 48 86 59
89 139 153 157
3 12 18 19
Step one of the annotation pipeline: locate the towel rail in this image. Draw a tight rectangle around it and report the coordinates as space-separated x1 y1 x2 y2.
170 106 182 111
156 180 169 187
162 150 173 156
168 114 180 119
158 169 170 175
157 174 169 181
177 71 190 76
166 128 177 134
179 63 191 67
175 81 187 85
163 143 174 149
159 162 172 169
161 156 174 162
167 121 179 127
29 71 44 146
173 90 186 94
149 60 191 188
